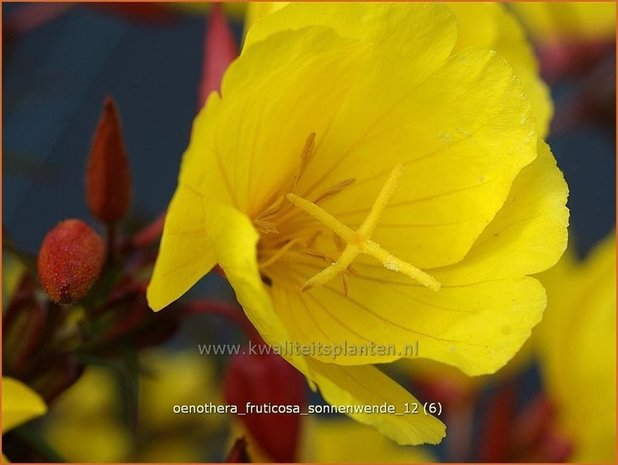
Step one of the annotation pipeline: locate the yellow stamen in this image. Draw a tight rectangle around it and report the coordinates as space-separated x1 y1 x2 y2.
299 132 316 172
255 219 279 234
306 230 322 248
259 238 301 269
313 177 356 204
287 165 441 292
255 133 317 225
302 246 358 292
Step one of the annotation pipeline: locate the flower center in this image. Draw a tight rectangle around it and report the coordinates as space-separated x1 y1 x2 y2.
287 165 440 292
254 133 440 294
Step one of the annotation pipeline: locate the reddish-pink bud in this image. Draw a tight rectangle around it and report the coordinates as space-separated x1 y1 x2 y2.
86 96 132 223
199 3 238 106
224 352 305 462
38 219 105 303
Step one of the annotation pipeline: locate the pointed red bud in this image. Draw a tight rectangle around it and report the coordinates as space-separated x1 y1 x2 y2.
38 219 105 303
86 96 132 223
199 3 238 106
224 352 305 462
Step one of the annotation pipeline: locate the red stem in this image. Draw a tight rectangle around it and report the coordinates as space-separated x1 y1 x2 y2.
131 211 166 248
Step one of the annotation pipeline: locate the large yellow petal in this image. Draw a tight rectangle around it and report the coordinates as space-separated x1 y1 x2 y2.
246 2 551 138
147 93 224 311
2 378 46 433
245 3 457 89
203 202 310 375
306 359 445 446
269 257 545 376
244 2 287 36
449 2 552 137
147 184 217 311
433 141 569 285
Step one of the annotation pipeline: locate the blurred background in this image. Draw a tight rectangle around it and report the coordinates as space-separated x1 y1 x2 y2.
2 2 616 463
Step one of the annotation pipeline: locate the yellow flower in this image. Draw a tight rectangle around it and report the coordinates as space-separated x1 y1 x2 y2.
148 3 568 445
395 337 533 399
512 2 617 41
2 378 47 461
536 233 616 462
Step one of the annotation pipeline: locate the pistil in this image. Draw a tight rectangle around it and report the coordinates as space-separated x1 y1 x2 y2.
287 164 441 292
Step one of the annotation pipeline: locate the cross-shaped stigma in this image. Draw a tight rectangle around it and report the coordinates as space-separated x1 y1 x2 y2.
287 165 441 293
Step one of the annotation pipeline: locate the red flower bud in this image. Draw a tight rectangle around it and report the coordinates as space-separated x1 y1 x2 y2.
224 352 305 462
199 3 238 106
38 219 105 303
86 96 132 223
